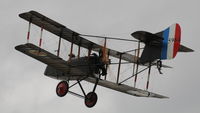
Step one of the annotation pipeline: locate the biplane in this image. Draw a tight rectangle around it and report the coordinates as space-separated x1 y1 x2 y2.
15 11 193 108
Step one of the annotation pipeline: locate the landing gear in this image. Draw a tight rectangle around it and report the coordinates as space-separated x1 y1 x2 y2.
56 81 69 97
77 78 99 108
85 92 98 108
55 78 99 108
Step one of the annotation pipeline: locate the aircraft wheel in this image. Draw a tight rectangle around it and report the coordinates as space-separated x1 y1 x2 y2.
56 81 69 97
85 92 98 108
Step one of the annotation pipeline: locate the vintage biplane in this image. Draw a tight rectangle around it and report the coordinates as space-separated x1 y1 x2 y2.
15 11 193 108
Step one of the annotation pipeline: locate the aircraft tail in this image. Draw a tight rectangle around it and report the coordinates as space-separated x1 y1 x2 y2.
131 23 193 64
156 23 181 60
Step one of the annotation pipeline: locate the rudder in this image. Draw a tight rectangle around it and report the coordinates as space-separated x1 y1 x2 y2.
157 23 181 60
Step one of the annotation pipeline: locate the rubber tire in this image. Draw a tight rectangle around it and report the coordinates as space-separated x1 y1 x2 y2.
56 81 69 97
85 92 98 108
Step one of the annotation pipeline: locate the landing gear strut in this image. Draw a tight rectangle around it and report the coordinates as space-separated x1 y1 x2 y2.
56 81 69 97
77 78 99 108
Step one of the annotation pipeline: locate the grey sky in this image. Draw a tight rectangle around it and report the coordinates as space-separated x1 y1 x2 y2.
0 0 199 113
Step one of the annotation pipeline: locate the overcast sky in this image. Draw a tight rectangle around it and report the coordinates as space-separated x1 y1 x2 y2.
0 0 199 113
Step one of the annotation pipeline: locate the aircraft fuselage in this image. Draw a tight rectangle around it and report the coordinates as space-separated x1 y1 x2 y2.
44 55 102 80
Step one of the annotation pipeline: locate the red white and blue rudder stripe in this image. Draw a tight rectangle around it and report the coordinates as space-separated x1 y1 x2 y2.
161 23 181 60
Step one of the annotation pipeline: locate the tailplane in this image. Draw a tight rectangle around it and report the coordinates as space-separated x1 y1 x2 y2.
131 23 193 64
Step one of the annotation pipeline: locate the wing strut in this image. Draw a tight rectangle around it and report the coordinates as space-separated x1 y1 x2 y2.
57 28 64 57
69 33 79 61
132 50 137 83
27 21 31 43
77 45 80 58
146 62 152 90
69 40 74 61
134 41 141 88
39 26 44 48
57 37 62 57
116 53 122 84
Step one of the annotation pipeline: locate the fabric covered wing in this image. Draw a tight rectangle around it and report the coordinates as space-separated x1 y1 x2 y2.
85 77 168 99
19 11 138 63
15 43 70 73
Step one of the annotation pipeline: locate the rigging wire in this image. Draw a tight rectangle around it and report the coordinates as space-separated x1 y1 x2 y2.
80 34 139 42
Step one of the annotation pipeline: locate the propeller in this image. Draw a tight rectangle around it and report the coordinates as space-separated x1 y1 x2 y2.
94 38 110 77
101 38 109 65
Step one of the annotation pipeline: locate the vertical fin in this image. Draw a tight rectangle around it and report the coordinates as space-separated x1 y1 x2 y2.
161 23 181 60
173 24 181 58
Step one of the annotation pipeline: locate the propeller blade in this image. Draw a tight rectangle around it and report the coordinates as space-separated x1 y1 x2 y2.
102 38 109 64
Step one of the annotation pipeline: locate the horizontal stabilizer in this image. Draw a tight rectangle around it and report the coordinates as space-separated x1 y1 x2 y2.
179 45 194 52
145 63 172 68
162 64 172 68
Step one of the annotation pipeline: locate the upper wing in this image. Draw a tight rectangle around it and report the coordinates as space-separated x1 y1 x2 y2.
85 77 168 99
19 11 138 63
